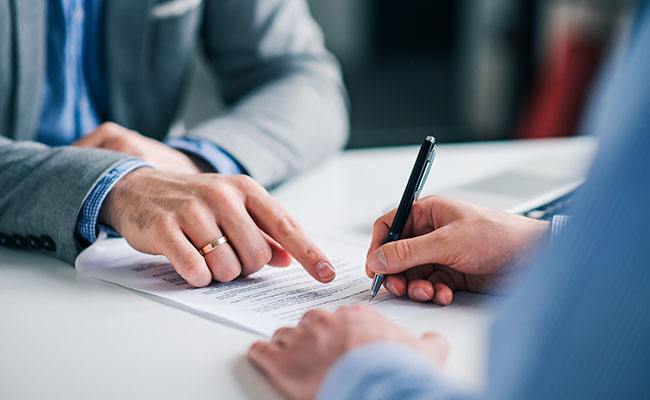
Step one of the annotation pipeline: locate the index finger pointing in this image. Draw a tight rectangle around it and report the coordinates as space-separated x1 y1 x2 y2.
246 192 336 283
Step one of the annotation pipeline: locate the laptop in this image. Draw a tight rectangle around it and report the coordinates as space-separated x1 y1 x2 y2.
435 150 593 217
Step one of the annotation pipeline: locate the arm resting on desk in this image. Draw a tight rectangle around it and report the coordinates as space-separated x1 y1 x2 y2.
0 136 134 263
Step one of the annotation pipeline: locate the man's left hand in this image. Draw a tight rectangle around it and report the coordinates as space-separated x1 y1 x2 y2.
247 305 448 400
73 122 209 174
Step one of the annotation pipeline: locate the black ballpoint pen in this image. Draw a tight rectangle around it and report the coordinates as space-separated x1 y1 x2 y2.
369 136 436 301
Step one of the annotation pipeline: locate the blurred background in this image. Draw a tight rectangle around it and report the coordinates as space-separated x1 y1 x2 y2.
183 0 636 149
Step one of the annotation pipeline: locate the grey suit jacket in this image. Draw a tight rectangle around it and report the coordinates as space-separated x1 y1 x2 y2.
0 0 349 263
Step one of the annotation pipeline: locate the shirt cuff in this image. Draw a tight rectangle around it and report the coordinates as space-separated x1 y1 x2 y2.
317 341 451 400
550 215 571 246
76 159 153 244
166 137 245 175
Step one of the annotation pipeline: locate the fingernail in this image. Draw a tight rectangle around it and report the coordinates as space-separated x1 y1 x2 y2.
368 249 387 273
316 262 336 281
414 288 429 301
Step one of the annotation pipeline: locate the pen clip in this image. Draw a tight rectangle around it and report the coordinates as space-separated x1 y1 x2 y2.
413 148 435 201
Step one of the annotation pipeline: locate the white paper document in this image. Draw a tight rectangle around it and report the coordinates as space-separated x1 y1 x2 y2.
76 236 460 336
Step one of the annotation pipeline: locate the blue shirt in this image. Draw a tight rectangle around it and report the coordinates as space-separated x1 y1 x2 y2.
37 0 104 146
38 0 242 243
319 2 650 398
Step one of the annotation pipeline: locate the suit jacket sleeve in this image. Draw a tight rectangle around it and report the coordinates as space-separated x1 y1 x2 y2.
0 136 134 263
192 0 349 188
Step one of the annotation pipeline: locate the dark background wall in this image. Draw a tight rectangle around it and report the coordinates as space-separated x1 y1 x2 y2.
181 0 630 149
339 0 457 148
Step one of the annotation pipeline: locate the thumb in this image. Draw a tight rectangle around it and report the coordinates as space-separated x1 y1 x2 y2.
366 229 452 274
420 332 450 366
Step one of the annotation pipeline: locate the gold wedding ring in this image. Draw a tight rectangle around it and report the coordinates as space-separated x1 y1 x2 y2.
198 236 229 256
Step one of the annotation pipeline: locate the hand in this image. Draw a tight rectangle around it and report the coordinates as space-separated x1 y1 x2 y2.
248 305 448 400
100 168 337 287
366 195 549 305
73 122 209 174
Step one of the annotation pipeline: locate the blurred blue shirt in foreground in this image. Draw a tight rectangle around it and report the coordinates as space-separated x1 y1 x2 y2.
319 2 650 398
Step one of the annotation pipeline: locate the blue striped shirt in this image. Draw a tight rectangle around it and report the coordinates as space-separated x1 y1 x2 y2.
37 0 103 146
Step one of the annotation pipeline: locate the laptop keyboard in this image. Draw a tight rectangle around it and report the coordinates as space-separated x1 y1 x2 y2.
522 189 577 220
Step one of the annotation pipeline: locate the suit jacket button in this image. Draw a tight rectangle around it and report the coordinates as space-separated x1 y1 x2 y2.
11 235 27 248
0 233 10 247
26 235 41 250
40 236 56 252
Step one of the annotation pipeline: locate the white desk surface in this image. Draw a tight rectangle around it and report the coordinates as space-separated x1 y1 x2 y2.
0 137 596 399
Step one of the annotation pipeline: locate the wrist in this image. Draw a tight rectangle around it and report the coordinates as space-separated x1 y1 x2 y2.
98 167 156 230
501 212 550 246
166 137 245 175
76 160 153 244
169 149 204 175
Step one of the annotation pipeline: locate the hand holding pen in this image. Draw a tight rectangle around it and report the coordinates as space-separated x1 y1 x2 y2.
368 136 436 300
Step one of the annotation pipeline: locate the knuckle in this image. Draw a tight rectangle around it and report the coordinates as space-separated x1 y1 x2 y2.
111 136 131 151
337 305 352 316
303 309 320 320
428 194 447 205
348 304 366 313
411 200 426 221
302 245 321 264
313 311 331 325
394 240 412 266
275 214 302 237
162 242 186 263
180 199 205 222
201 182 222 200
212 263 241 283
372 215 390 235
204 184 238 208
183 262 208 285
248 243 272 270
303 309 330 325
248 342 261 357
373 217 384 230
339 304 364 318
271 327 291 342
233 174 259 190
152 213 177 233
99 122 118 132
